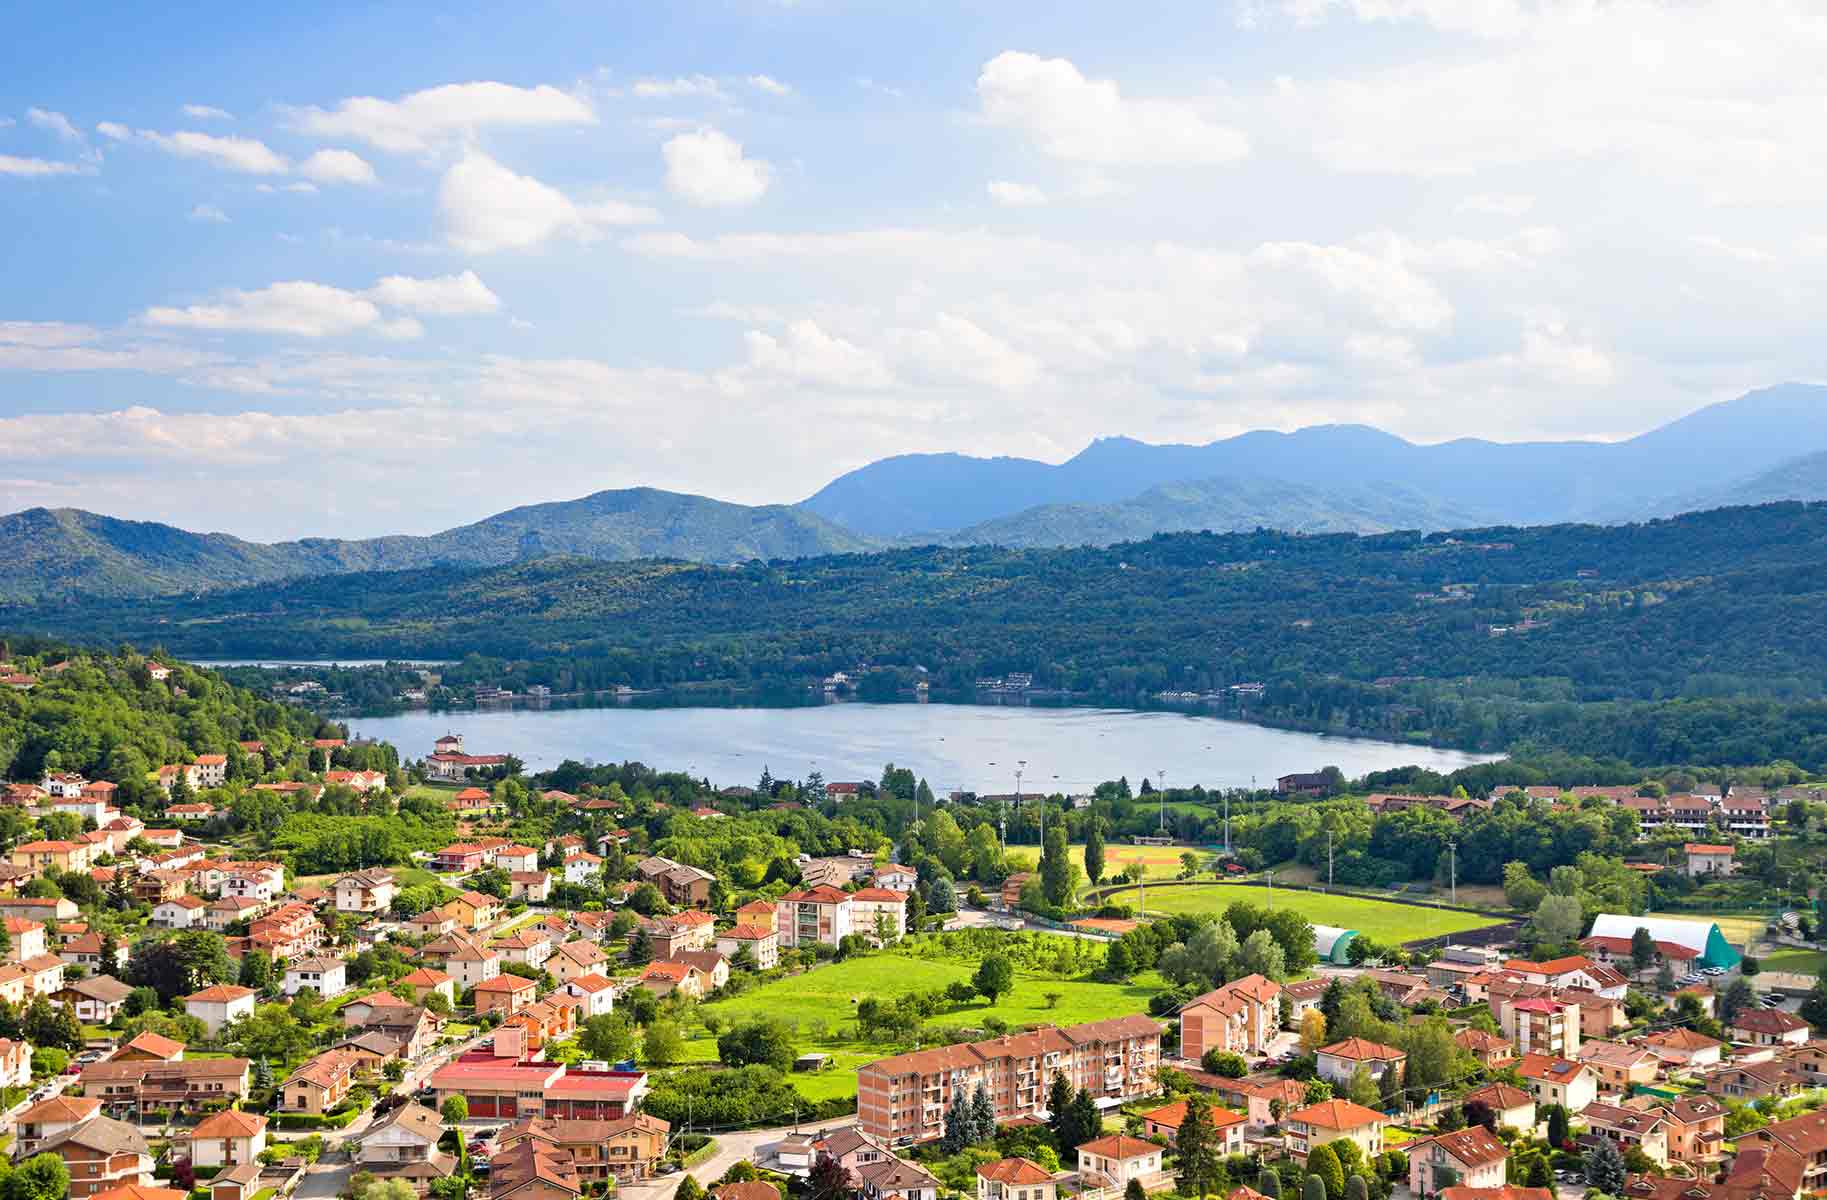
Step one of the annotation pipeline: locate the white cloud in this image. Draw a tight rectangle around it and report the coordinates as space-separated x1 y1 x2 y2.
987 180 1047 207
95 122 130 141
287 81 595 153
365 270 501 314
1457 193 1535 217
27 108 82 142
438 149 659 253
143 281 417 339
662 127 771 207
977 51 1249 167
141 129 288 174
189 203 230 223
742 320 893 390
0 155 86 178
299 148 377 185
632 75 725 99
181 104 234 120
748 75 792 96
255 181 319 194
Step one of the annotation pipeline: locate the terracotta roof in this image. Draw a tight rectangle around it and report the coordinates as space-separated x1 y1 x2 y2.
720 924 775 941
1077 1134 1161 1160
116 1030 185 1059
189 1108 268 1138
1643 1028 1725 1052
1517 1052 1588 1082
1319 1036 1406 1061
1730 1009 1809 1035
1410 1125 1507 1168
475 974 537 993
1464 1083 1533 1111
18 1094 100 1123
1504 955 1596 976
713 1184 781 1200
1439 1188 1552 1200
978 1159 1056 1185
1455 1029 1513 1054
1141 1099 1247 1130
90 1186 188 1200
1286 1099 1387 1130
184 983 255 1003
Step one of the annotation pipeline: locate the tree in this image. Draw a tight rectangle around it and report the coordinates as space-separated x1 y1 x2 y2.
929 876 958 915
644 1019 684 1065
1531 895 1584 948
1309 1143 1345 1200
1240 928 1287 982
971 1082 996 1143
942 1094 970 1153
1742 955 1761 978
1463 1099 1495 1133
1046 1072 1073 1143
1345 1176 1369 1200
675 1176 705 1200
579 1013 636 1062
238 950 274 993
127 930 236 998
441 1095 468 1124
1302 1179 1327 1200
1802 973 1827 1035
1584 1140 1627 1194
1319 977 1346 1031
717 1018 796 1071
1630 927 1657 976
807 1155 853 1200
1258 1171 1281 1200
1546 1104 1570 1150
973 953 1014 1004
1065 1087 1101 1152
628 929 654 966
1176 1092 1221 1198
1721 978 1756 1025
1347 1065 1380 1109
1304 1079 1334 1104
1126 1182 1147 1200
1084 818 1106 886
1300 1010 1327 1054
3 1153 71 1200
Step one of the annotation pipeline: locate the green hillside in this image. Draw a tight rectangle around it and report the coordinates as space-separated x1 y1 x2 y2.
0 488 872 602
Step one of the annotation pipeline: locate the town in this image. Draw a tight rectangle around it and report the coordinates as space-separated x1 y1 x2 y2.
0 647 1823 1200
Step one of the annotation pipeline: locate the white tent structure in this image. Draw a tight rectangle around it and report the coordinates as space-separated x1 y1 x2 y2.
1586 913 1741 969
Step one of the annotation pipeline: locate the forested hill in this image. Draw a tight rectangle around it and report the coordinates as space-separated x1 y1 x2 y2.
13 504 1827 764
0 488 870 602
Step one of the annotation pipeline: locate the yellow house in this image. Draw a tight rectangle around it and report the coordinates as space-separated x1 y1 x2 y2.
10 840 94 875
447 891 502 931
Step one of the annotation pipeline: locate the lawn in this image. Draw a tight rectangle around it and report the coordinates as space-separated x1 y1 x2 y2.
1762 947 1827 975
1009 842 1204 877
1099 882 1505 943
677 951 1169 1103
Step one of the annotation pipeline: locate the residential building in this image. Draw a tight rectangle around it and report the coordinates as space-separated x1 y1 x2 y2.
15 1094 102 1155
856 1016 1163 1144
1578 1040 1660 1091
1517 1053 1598 1114
560 974 616 1018
183 983 256 1035
638 960 706 999
496 1114 671 1185
109 1031 185 1063
977 1158 1057 1200
56 975 133 1024
1583 1102 1670 1166
475 974 539 1016
715 923 780 969
858 1157 941 1200
1461 1083 1535 1132
181 1110 267 1169
0 1036 29 1088
1641 1028 1726 1071
12 839 95 875
40 1115 155 1199
1409 1126 1510 1197
283 956 349 998
664 949 730 990
495 929 555 971
399 967 455 1007
1684 844 1736 877
510 872 553 903
1733 1109 1827 1193
1180 974 1283 1059
633 855 714 908
431 843 486 872
355 1101 456 1196
1140 1100 1247 1152
279 1051 361 1115
776 885 854 948
421 931 501 989
1656 1096 1727 1164
1455 1029 1517 1070
152 895 207 929
851 887 911 943
81 1058 250 1117
1497 995 1583 1059
334 869 397 913
2 916 45 962
1282 1100 1387 1165
551 940 608 982
1501 956 1627 999
1729 1009 1812 1047
1316 1037 1407 1087
1705 1060 1806 1101
1075 1136 1163 1191
448 890 502 930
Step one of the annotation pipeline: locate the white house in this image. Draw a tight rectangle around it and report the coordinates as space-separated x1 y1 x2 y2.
284 956 349 999
564 852 603 885
184 983 257 1035
334 870 398 914
560 973 617 1018
1075 1135 1162 1189
153 895 208 930
183 1109 267 1168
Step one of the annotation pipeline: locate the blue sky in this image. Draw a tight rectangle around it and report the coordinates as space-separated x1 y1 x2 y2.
4 0 1825 539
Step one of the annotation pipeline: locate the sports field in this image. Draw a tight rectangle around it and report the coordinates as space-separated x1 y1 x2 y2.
1100 882 1505 943
677 952 1167 1102
1009 842 1203 877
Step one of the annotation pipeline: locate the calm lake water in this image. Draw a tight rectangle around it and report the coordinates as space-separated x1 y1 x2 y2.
347 702 1498 793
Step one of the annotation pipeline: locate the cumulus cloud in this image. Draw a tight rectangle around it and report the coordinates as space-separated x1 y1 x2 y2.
0 155 87 178
140 129 288 174
987 180 1047 207
181 104 234 120
139 272 503 338
977 51 1249 167
287 80 595 153
365 270 501 314
742 320 893 390
748 75 792 96
662 127 771 207
438 149 659 253
27 108 83 142
632 75 725 99
299 148 377 185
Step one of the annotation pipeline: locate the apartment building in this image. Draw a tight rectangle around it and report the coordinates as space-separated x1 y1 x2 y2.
1497 995 1583 1059
776 885 854 949
856 1015 1162 1144
1178 974 1283 1059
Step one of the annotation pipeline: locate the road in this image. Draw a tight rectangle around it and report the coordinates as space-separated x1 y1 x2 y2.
625 1122 815 1200
0 1067 79 1140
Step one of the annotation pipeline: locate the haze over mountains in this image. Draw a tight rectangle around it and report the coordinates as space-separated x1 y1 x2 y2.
4 383 1826 602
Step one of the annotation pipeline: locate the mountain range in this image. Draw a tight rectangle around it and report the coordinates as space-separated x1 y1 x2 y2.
3 383 1825 601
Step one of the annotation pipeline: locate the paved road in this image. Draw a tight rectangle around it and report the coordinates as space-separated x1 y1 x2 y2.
625 1123 810 1200
297 1162 351 1200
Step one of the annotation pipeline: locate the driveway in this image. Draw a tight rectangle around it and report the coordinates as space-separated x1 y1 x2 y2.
626 1123 808 1200
296 1162 351 1200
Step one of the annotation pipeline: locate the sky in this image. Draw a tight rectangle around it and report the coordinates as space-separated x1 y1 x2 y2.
4 0 1827 540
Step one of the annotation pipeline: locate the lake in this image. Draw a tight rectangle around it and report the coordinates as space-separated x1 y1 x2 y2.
346 702 1497 793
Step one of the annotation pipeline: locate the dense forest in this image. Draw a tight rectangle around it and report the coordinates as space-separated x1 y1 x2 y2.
10 503 1827 766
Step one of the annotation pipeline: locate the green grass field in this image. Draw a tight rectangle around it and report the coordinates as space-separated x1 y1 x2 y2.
677 952 1167 1102
1762 947 1827 975
1009 842 1203 877
1100 882 1504 943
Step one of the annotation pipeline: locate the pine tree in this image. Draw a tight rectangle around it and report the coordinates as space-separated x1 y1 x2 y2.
942 1095 970 1153
1066 1088 1101 1152
1302 1178 1328 1200
1547 1104 1570 1150
1584 1140 1627 1194
676 1175 705 1200
629 929 654 965
56 1002 82 1051
1046 1072 1073 1143
1319 977 1346 1031
99 931 119 974
971 1082 996 1142
1176 1092 1220 1198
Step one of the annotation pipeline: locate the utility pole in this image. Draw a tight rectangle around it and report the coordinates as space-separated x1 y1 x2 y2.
1223 790 1231 855
1159 768 1168 835
1266 869 1275 909
1327 830 1334 890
